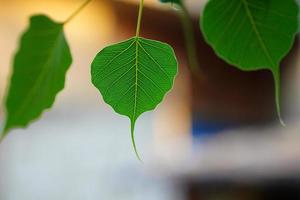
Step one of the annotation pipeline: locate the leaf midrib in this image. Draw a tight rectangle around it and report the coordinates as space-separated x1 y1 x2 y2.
12 27 64 121
133 37 139 122
101 37 172 121
132 37 171 120
241 0 276 68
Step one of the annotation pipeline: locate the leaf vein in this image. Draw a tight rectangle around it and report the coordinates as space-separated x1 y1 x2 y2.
138 43 172 84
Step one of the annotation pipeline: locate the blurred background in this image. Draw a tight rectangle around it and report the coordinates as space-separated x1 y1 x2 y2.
0 0 300 200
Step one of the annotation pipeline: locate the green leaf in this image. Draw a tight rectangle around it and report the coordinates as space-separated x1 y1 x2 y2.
91 37 178 159
159 0 182 6
3 15 72 135
201 0 299 124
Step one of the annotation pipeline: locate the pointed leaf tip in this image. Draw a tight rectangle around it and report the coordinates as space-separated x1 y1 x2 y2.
91 37 178 159
272 68 286 126
201 0 298 124
131 119 142 161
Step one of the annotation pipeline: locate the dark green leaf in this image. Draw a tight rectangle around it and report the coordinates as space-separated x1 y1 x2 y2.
3 15 72 135
91 37 178 158
159 0 182 6
201 0 299 124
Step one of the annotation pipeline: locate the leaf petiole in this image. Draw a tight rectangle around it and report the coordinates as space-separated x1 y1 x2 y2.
63 0 92 24
179 3 200 75
161 0 204 80
136 0 144 37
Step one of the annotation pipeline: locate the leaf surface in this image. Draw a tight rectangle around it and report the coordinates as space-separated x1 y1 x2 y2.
159 0 182 6
91 37 178 158
201 0 299 123
3 15 72 134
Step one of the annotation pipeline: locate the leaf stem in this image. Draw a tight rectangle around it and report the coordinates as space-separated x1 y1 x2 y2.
179 4 199 74
136 0 144 37
63 0 92 24
176 3 206 82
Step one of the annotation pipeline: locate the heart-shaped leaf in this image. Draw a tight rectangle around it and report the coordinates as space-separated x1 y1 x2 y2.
201 0 299 124
3 15 72 135
91 37 178 158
